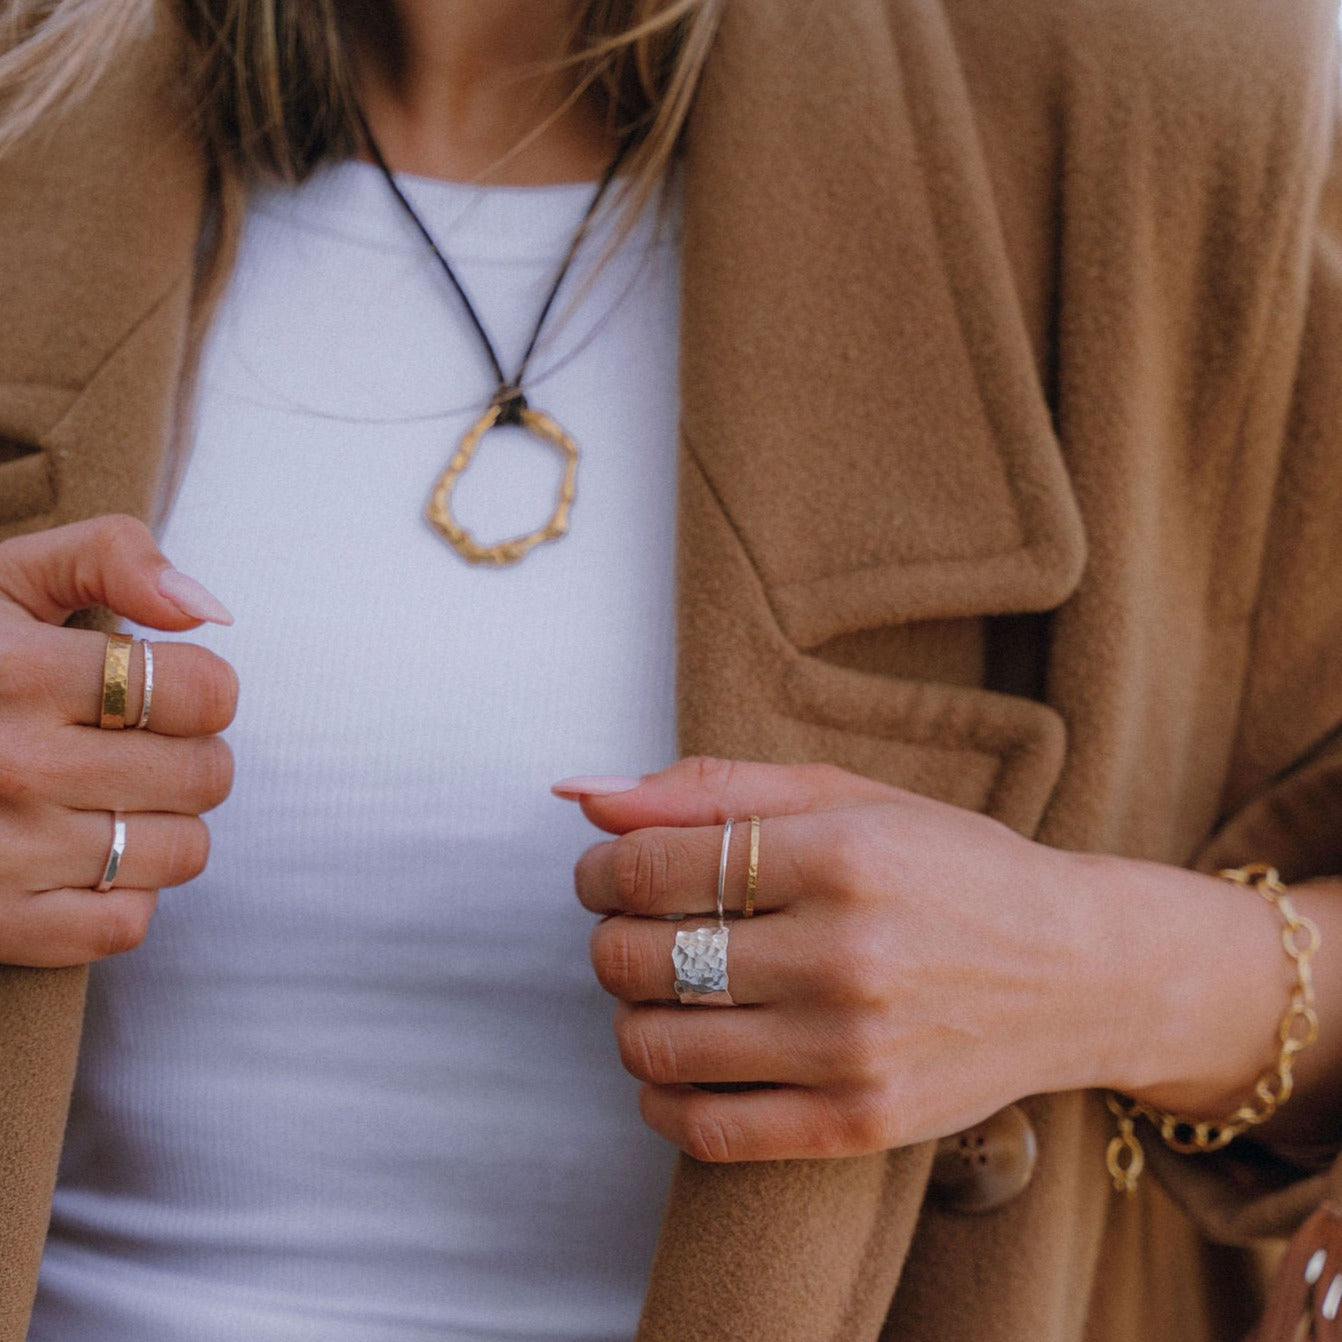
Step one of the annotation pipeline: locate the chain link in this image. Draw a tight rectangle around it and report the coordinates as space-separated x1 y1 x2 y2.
1104 1096 1146 1192
1105 864 1320 1194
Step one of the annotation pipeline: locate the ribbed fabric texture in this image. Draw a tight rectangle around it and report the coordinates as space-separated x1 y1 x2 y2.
30 162 682 1341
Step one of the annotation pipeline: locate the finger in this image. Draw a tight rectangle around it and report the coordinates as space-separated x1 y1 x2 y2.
47 628 238 736
3 811 211 893
553 755 895 836
593 913 792 1004
575 813 810 917
613 1001 811 1087
0 513 232 629
639 1081 890 1162
0 887 160 968
19 726 233 814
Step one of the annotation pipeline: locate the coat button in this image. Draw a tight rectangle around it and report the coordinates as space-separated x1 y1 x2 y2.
928 1103 1039 1213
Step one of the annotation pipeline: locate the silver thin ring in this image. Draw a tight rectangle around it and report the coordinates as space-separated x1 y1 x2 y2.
96 812 127 892
716 817 735 925
135 641 154 730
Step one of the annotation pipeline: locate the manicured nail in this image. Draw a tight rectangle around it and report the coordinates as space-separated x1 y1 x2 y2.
551 775 643 798
159 568 234 625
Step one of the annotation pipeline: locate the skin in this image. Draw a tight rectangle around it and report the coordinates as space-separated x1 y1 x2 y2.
2 2 1338 1170
348 0 620 184
0 516 236 965
557 761 1342 1161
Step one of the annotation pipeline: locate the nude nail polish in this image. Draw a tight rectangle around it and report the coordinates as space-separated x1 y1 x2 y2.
551 775 643 797
159 568 234 625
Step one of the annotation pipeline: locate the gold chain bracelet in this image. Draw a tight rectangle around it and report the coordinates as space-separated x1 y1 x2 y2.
1105 864 1321 1194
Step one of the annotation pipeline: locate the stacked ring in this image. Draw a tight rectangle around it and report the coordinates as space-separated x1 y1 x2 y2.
673 817 739 1007
715 816 734 923
135 641 154 730
744 815 760 918
99 633 133 729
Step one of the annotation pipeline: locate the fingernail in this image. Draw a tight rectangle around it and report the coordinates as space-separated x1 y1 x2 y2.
159 568 234 625
551 774 643 798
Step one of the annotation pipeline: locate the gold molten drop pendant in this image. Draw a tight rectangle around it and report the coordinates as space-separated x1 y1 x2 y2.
426 388 578 567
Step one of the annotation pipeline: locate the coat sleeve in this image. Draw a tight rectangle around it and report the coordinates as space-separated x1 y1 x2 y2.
1137 88 1342 1247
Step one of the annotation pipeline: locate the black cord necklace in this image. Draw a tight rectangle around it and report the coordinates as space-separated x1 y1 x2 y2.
358 110 631 566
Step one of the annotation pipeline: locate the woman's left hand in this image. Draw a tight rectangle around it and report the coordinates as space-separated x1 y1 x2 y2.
556 756 1142 1163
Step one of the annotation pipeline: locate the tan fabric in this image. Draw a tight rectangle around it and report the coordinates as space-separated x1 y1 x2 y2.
1 0 1340 1337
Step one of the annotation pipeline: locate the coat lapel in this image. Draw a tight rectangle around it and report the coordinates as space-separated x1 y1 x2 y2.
676 0 1085 654
645 2 1082 1336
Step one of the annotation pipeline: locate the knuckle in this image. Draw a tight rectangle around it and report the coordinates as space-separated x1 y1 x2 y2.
96 898 154 958
187 736 234 812
589 921 633 995
825 1012 887 1084
591 921 658 997
683 1111 740 1164
614 835 670 914
828 929 895 1008
97 513 143 542
769 761 839 813
0 737 39 805
0 729 66 804
823 825 874 905
687 755 732 786
572 846 600 906
685 755 740 802
0 815 34 886
165 818 211 885
616 1014 678 1085
93 513 152 553
611 842 643 909
190 649 240 732
801 761 849 796
0 632 43 705
836 1087 898 1153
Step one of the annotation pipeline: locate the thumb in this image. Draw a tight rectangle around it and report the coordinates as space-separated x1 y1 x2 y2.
551 755 895 835
0 514 233 630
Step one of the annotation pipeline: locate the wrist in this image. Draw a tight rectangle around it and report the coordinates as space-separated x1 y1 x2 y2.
1090 854 1293 1118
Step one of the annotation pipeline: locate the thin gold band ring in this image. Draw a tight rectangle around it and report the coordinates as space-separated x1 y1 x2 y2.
743 815 760 917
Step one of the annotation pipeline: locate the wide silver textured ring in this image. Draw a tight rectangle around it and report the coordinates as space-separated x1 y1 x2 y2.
135 641 154 730
673 924 733 1006
96 812 127 892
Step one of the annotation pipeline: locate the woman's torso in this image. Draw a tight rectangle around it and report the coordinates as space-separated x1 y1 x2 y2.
31 160 682 1341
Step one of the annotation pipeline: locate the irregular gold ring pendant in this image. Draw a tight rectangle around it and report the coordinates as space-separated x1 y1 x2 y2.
426 389 578 567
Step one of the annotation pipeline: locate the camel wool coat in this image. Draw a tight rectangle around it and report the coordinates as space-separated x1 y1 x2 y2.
2 0 1342 1338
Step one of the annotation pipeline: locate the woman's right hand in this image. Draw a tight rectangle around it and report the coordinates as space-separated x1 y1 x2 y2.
0 514 238 968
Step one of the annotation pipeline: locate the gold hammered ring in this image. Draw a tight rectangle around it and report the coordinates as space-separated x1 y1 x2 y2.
99 633 134 729
743 815 760 917
95 812 127 892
